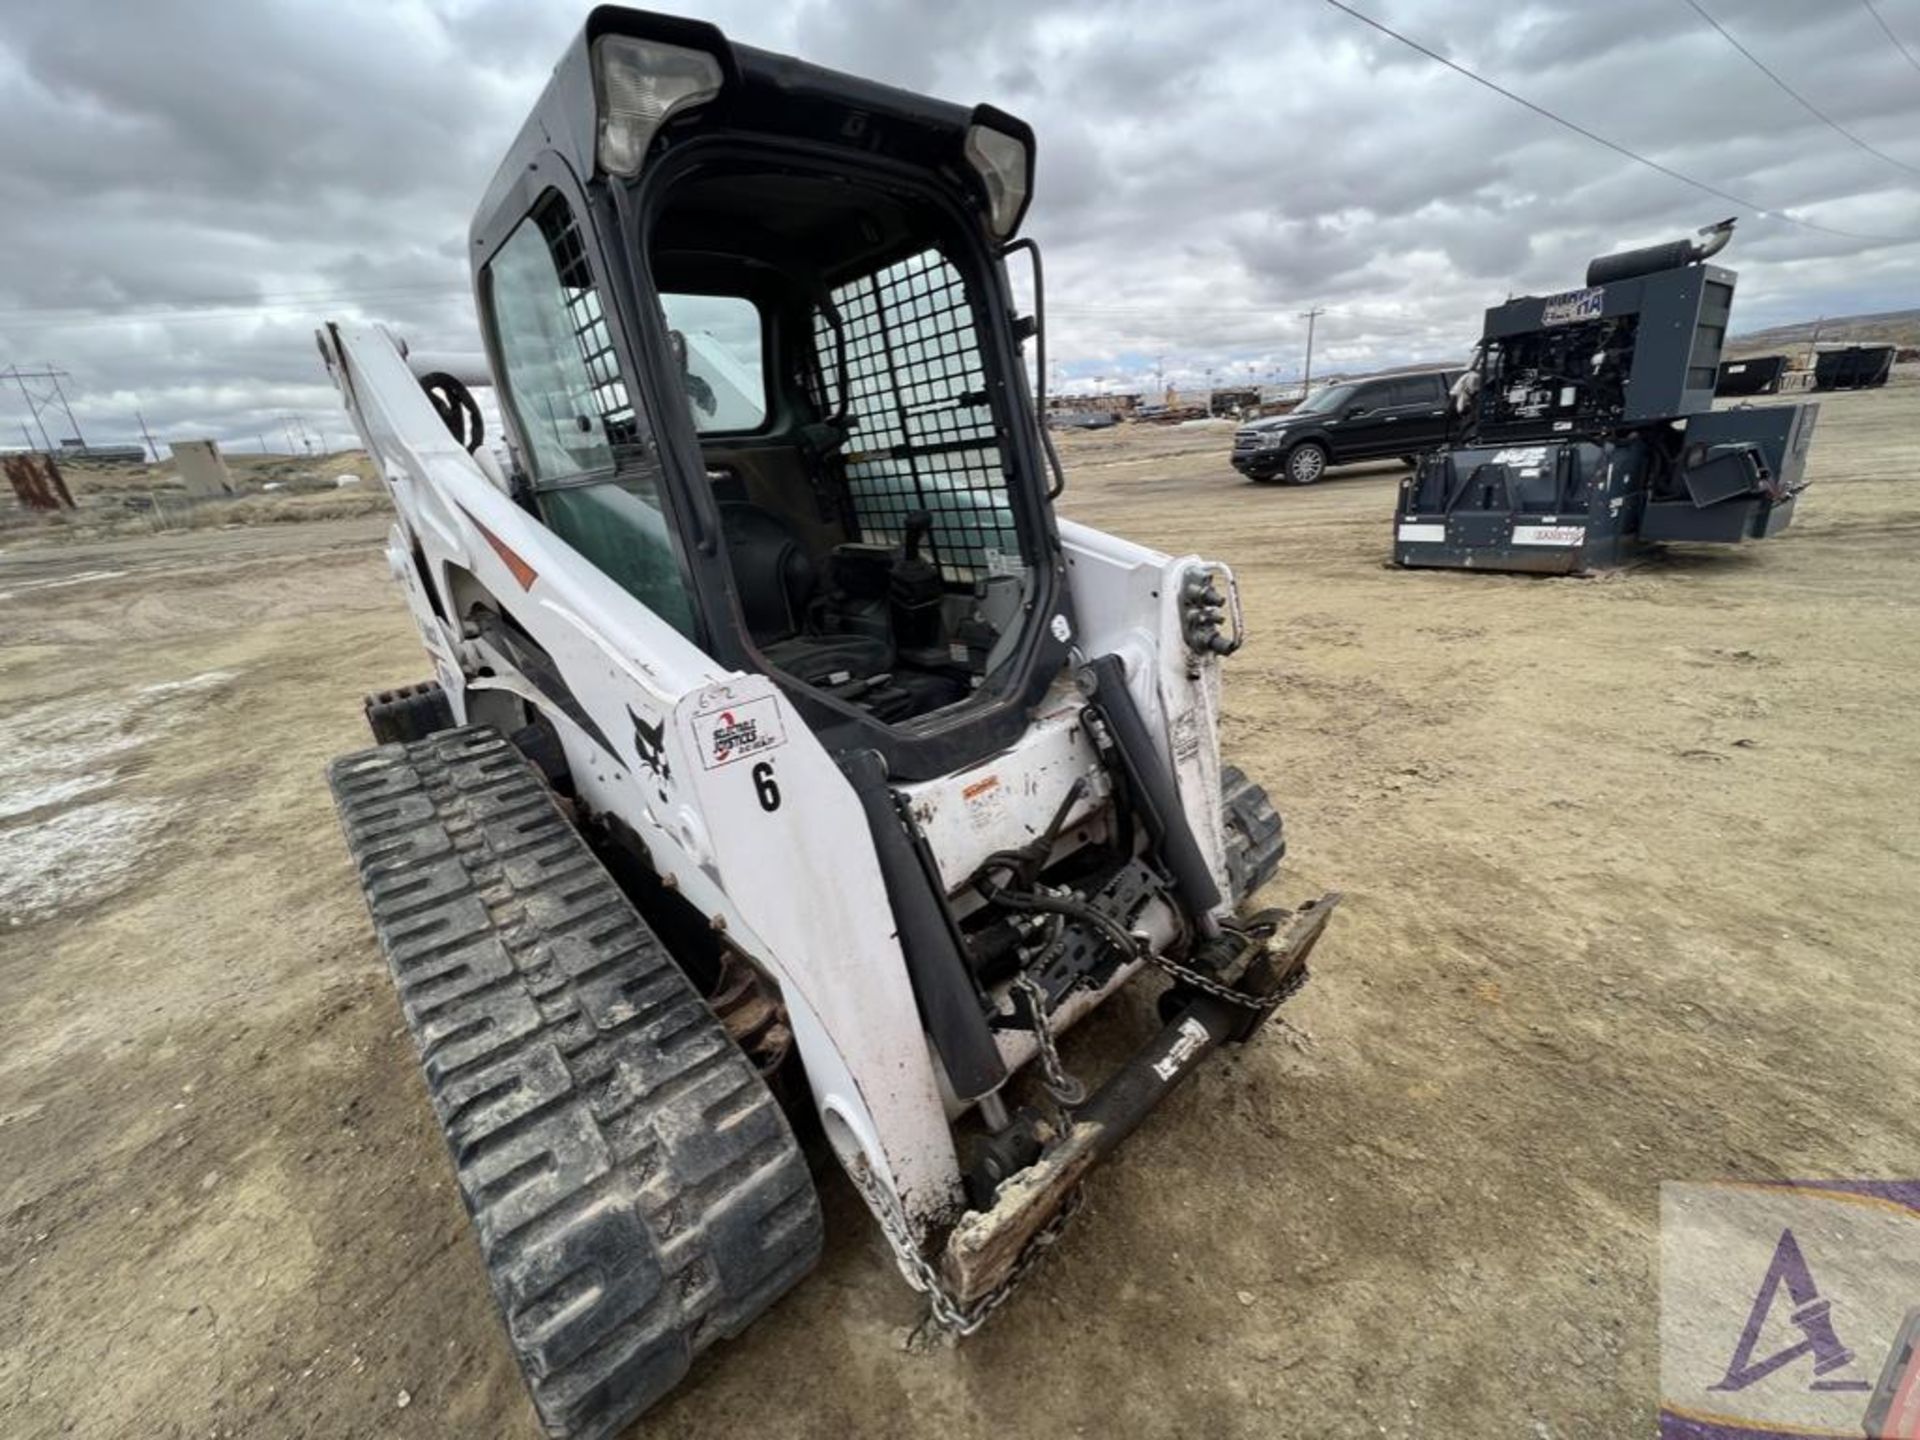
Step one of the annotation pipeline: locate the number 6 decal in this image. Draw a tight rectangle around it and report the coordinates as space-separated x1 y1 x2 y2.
751 760 781 813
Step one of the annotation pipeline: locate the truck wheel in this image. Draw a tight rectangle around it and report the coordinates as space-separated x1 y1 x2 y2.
1284 441 1329 485
1221 763 1286 904
363 679 455 745
327 727 821 1440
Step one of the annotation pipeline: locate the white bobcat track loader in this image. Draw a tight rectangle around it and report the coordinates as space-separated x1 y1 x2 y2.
317 8 1338 1437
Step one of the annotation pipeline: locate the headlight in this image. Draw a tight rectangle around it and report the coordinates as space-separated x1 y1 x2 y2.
963 122 1032 239
593 35 724 177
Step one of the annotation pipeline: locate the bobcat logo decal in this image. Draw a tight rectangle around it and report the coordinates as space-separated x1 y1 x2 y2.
629 706 670 784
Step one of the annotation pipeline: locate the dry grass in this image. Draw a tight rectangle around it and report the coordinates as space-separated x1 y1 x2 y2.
2 455 391 548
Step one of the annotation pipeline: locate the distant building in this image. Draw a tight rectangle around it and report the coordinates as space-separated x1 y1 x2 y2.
1207 386 1261 417
1050 392 1140 416
56 438 147 464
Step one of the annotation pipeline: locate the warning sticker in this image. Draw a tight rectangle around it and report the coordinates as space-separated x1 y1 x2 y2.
1151 1016 1211 1082
697 696 786 769
962 774 1006 832
984 548 1029 579
1170 710 1202 764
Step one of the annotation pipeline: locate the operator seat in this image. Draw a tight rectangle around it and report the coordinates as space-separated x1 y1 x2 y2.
716 498 892 688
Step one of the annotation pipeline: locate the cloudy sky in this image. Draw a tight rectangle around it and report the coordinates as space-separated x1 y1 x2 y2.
1 0 1916 452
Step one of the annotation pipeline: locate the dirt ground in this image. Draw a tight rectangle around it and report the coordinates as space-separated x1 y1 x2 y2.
3 378 1917 1439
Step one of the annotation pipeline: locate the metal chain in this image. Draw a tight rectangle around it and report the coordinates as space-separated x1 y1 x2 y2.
1144 947 1289 1010
1012 972 1087 1105
840 920 1306 1340
846 1151 1085 1338
1139 914 1311 1012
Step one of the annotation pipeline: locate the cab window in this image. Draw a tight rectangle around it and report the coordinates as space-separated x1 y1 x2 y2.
660 293 766 434
486 193 696 640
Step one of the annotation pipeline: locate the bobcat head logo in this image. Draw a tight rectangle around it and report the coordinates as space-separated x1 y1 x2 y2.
629 706 670 784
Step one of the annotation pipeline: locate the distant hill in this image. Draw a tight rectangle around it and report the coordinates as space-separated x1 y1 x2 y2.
1726 308 1920 358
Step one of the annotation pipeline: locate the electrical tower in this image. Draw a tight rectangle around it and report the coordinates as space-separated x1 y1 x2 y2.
4 364 86 451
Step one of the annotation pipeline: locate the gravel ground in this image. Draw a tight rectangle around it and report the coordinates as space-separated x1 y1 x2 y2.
1 376 1915 1439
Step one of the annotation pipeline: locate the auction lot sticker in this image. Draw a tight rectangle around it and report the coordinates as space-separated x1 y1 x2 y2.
1660 1181 1920 1437
696 695 787 769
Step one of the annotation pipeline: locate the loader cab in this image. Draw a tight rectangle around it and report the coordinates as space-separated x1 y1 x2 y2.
470 9 1072 778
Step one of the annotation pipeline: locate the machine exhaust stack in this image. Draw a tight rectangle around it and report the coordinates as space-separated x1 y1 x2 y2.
1585 217 1735 286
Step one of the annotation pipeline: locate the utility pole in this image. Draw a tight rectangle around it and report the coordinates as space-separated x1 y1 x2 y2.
1804 316 1824 373
1298 306 1326 396
136 409 161 462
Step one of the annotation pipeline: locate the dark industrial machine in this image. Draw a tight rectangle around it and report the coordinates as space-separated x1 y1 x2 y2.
1393 219 1819 574
1814 344 1896 391
1716 353 1787 397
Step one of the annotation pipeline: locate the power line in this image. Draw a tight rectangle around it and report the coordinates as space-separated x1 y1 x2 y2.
1863 0 1920 78
0 280 469 321
16 291 1267 329
1684 0 1920 178
0 283 471 331
1051 304 1310 318
1318 0 1919 246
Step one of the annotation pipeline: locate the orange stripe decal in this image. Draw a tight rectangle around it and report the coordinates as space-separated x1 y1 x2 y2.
473 518 537 591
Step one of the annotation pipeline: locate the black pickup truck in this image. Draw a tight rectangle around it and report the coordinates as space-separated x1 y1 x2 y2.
1232 370 1460 484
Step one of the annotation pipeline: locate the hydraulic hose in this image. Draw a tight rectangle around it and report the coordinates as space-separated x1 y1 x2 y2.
972 872 1146 965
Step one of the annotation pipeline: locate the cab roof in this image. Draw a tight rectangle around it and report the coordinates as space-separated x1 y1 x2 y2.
469 5 1034 255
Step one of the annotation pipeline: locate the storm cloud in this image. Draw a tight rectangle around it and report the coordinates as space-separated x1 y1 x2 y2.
1 0 1915 448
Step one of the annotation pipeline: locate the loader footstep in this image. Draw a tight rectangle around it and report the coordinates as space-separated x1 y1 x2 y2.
361 678 454 745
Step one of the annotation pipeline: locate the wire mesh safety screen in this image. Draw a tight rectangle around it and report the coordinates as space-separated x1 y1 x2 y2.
814 249 1020 583
539 200 642 458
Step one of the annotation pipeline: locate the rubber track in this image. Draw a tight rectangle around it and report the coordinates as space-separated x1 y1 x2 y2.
327 727 821 1438
1220 763 1287 905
